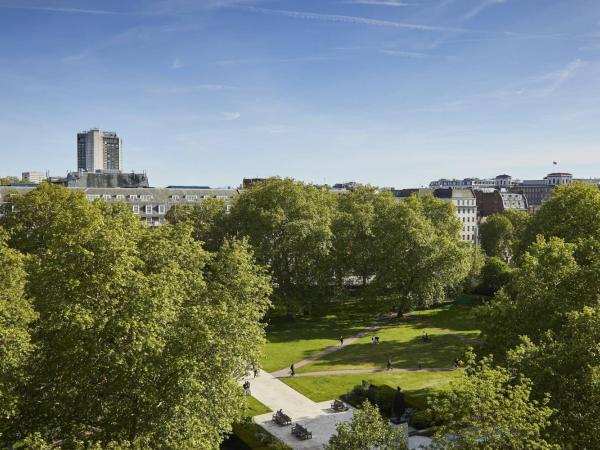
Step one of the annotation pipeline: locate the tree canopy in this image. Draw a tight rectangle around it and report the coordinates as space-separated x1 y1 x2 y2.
370 194 472 311
325 400 407 450
0 184 271 449
428 351 557 450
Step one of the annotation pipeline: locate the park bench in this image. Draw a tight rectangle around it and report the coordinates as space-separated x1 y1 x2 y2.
291 423 312 440
272 410 292 426
331 399 349 412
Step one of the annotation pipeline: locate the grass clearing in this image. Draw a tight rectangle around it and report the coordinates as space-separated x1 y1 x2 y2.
261 295 387 372
282 370 460 406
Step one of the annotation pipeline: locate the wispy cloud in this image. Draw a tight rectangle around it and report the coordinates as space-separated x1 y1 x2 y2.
212 55 332 65
526 59 585 97
0 5 121 15
464 0 507 20
149 84 234 94
379 49 429 57
220 112 241 121
171 57 184 69
341 0 410 6
233 6 471 33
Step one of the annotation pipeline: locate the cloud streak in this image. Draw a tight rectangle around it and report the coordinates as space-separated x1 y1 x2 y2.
0 5 121 15
233 6 470 33
149 84 234 94
464 0 507 20
341 0 410 6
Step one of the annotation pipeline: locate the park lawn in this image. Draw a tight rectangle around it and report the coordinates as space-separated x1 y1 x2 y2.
296 297 481 373
245 396 271 416
409 295 483 337
296 323 474 373
283 370 460 407
261 296 388 372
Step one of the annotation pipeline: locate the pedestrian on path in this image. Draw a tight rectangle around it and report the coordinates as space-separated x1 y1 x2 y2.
387 357 392 371
290 364 295 377
254 367 259 378
339 335 344 346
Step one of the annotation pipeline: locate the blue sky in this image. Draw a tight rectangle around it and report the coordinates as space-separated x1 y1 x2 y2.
1 0 600 187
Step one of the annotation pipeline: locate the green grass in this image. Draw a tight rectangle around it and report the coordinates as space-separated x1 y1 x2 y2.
296 298 481 373
410 295 483 336
261 296 388 372
244 396 271 417
282 370 460 407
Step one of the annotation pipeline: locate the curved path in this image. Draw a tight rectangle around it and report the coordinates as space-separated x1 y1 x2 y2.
278 367 456 378
270 319 386 378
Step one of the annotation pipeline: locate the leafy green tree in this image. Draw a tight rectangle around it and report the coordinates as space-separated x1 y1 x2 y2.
165 198 228 251
507 304 600 449
325 400 407 450
478 256 513 295
331 186 396 286
428 351 557 450
225 178 335 313
370 194 471 312
520 183 600 255
0 229 36 444
2 184 272 449
479 210 529 261
478 236 600 357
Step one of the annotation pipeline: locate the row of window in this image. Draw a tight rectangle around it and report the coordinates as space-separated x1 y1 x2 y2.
461 216 475 223
132 205 167 215
455 199 475 206
86 194 233 202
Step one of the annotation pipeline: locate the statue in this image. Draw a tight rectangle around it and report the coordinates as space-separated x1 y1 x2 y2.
392 386 406 419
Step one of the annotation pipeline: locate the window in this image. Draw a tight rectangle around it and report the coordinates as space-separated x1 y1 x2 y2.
132 205 140 214
146 217 153 225
186 195 198 202
171 195 180 202
86 194 100 201
103 194 112 201
145 205 153 215
141 195 153 201
129 194 138 200
116 194 125 200
158 205 166 215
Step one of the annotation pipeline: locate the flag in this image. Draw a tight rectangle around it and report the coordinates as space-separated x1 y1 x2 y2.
553 161 557 165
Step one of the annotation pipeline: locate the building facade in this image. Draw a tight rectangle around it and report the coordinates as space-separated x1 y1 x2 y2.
475 190 528 219
0 186 238 227
21 171 46 183
77 129 123 172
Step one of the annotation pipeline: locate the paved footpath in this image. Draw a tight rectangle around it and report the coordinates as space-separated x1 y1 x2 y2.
243 370 354 449
280 367 455 378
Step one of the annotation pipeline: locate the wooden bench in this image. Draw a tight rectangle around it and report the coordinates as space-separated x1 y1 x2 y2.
331 399 349 412
291 423 312 440
272 410 292 426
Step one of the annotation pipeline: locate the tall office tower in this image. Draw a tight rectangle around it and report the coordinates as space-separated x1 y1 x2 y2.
77 129 123 172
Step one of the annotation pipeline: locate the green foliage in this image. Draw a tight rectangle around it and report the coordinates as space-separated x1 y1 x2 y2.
0 229 36 443
479 210 529 261
325 400 407 450
478 236 598 357
165 197 228 250
370 194 471 311
226 178 336 313
428 352 557 450
478 256 513 295
331 186 396 285
1 184 272 449
521 183 600 255
507 304 600 449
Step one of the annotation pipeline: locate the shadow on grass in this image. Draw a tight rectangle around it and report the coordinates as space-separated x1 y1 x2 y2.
300 333 467 371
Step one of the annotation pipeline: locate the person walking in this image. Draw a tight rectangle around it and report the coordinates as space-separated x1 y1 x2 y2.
339 335 344 346
290 364 296 377
387 357 392 371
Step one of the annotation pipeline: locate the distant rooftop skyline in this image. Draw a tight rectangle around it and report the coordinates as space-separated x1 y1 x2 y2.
1 0 600 188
